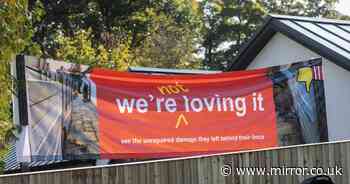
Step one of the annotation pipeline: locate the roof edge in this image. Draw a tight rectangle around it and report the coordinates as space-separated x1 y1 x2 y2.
128 66 221 74
272 19 350 71
269 14 350 26
228 15 276 70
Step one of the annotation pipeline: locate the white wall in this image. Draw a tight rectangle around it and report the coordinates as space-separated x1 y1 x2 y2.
247 33 350 141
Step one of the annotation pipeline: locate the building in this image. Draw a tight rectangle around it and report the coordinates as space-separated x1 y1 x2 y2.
230 14 350 141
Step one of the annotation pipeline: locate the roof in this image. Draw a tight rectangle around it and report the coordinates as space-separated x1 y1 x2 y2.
230 14 350 71
128 66 221 74
3 144 95 173
3 144 62 172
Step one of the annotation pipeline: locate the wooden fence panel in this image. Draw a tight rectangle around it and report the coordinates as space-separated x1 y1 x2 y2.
1 141 349 184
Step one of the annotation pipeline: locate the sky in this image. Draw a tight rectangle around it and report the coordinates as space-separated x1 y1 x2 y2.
336 0 350 16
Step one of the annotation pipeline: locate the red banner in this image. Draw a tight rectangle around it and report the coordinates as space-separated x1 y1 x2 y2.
90 68 278 159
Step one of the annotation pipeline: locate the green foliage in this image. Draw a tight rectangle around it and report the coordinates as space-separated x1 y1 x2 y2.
259 0 338 17
200 0 266 70
0 146 9 173
31 0 343 71
55 28 133 70
132 11 201 69
0 0 34 103
54 17 201 71
0 61 12 147
56 29 98 66
0 0 32 61
0 0 33 170
109 39 133 71
38 0 202 70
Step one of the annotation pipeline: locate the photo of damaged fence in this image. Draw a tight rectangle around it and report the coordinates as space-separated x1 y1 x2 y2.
20 58 98 161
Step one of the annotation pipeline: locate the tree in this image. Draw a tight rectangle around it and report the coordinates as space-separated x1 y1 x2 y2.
54 13 202 71
200 0 265 70
30 0 203 70
0 0 33 171
131 9 202 69
0 0 33 61
260 0 338 17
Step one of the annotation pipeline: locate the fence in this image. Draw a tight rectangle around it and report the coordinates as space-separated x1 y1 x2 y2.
0 140 349 184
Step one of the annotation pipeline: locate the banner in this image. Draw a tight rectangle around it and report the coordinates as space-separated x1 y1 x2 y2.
14 58 328 161
90 68 278 158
